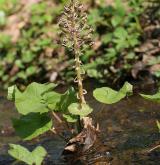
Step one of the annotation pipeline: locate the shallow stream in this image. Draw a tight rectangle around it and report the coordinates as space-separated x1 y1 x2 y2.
0 84 160 164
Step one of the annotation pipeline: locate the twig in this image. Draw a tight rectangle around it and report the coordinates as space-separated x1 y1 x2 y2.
52 112 63 124
147 144 160 153
50 128 57 134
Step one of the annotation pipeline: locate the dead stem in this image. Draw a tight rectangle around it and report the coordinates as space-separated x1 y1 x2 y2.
147 144 160 153
71 0 86 106
52 111 63 124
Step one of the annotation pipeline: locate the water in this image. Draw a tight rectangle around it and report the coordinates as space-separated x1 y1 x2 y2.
89 95 160 164
0 93 19 145
0 85 160 164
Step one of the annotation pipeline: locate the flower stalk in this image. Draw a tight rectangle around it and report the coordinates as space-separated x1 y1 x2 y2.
71 2 86 106
59 0 93 107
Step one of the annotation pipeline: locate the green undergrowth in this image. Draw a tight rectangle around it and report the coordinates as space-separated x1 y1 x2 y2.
0 0 148 88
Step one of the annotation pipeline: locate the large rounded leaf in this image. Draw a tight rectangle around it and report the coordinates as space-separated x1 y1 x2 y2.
8 82 57 115
93 82 133 104
12 113 52 140
8 144 47 165
68 103 93 118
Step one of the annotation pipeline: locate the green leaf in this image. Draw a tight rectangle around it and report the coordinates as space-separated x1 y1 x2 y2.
54 87 78 123
0 10 6 26
102 33 113 44
43 91 61 110
7 85 16 101
8 144 47 165
21 51 35 63
12 113 52 140
115 0 126 16
111 15 123 27
63 114 78 123
12 82 56 115
26 66 37 76
56 87 77 112
68 103 93 118
93 82 133 104
140 92 160 103
17 71 27 80
15 60 24 69
0 34 11 49
87 69 103 79
154 71 160 78
105 48 117 60
88 9 103 25
114 27 128 39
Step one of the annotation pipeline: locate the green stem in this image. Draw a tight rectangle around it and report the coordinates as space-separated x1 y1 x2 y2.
135 16 143 32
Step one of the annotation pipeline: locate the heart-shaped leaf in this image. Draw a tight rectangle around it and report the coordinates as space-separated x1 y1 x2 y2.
93 82 133 104
8 82 57 115
8 144 47 165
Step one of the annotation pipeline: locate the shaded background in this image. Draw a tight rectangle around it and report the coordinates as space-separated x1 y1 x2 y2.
0 0 160 89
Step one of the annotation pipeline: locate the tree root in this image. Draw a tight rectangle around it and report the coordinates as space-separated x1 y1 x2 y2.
64 117 100 154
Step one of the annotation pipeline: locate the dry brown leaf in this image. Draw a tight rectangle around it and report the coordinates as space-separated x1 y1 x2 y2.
150 64 160 74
